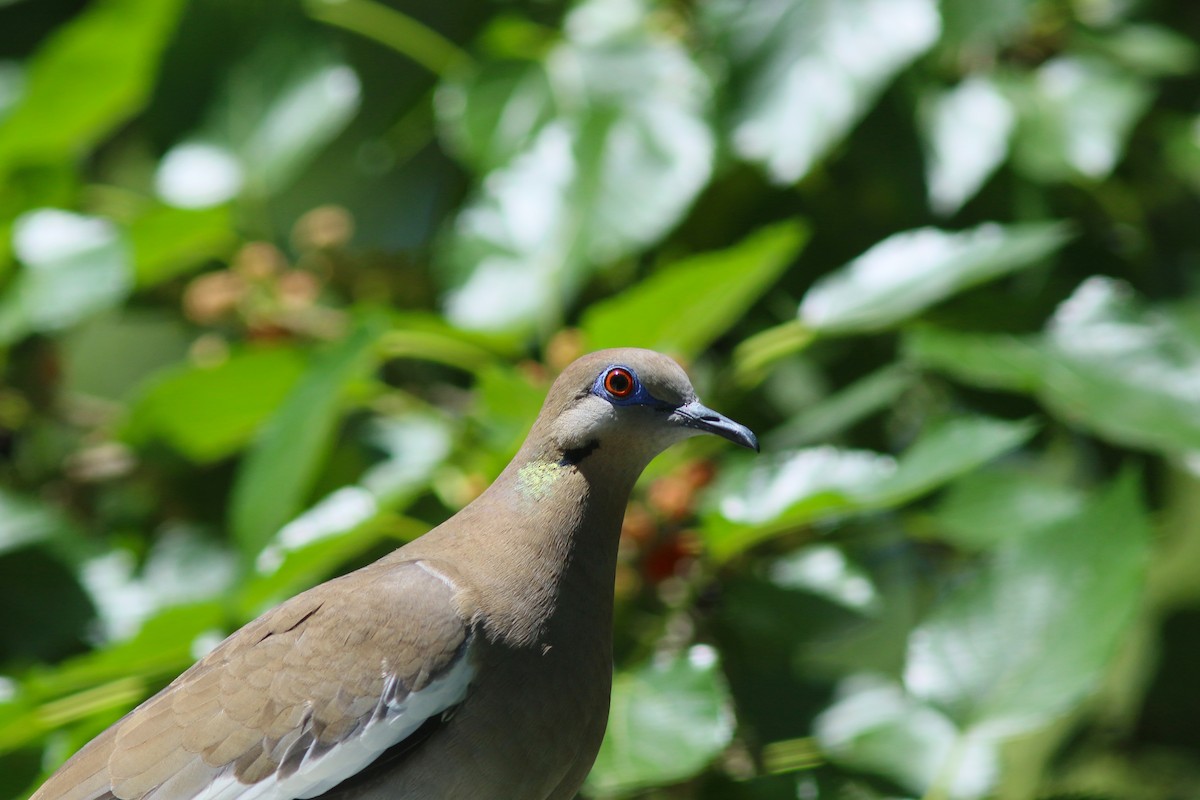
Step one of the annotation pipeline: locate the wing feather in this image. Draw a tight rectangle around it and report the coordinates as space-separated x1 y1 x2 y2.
32 561 471 800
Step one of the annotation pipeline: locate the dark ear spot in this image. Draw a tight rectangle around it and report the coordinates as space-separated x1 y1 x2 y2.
559 439 599 467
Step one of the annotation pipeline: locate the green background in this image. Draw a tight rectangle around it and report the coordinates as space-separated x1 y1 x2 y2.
2 0 1200 797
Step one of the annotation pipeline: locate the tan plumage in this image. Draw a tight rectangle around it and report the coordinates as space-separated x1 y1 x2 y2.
32 349 757 800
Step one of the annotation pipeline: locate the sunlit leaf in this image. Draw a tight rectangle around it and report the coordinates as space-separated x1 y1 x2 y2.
156 35 361 205
80 529 236 642
253 413 453 582
715 446 897 528
706 417 1035 559
360 413 456 500
0 210 132 344
582 221 807 357
705 0 940 183
905 473 1151 733
0 0 185 177
122 348 309 463
230 318 385 561
922 76 1015 215
440 0 714 331
799 222 1070 335
0 490 69 556
437 61 556 173
586 645 734 796
769 545 880 614
911 280 1200 456
816 675 999 799
1010 56 1153 182
154 142 244 209
1037 278 1200 454
243 513 426 616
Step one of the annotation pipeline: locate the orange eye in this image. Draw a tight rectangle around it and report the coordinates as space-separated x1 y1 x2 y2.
603 367 635 398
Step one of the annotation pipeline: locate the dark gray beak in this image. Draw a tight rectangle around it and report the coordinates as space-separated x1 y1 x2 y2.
670 401 759 452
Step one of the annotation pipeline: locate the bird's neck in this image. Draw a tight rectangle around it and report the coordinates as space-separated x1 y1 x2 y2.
409 445 641 650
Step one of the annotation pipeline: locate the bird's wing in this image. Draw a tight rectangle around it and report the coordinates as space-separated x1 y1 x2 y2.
33 560 472 800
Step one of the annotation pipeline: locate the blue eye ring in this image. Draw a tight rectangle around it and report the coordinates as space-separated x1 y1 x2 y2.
592 365 677 410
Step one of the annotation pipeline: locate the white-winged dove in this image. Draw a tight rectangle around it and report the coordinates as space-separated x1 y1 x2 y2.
32 348 757 800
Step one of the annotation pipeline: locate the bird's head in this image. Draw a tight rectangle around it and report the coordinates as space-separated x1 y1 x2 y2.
530 349 757 471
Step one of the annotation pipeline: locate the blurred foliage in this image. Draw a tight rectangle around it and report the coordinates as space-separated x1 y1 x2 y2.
3 0 1200 798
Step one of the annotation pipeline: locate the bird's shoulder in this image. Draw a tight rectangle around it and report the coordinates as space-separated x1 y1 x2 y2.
34 559 473 800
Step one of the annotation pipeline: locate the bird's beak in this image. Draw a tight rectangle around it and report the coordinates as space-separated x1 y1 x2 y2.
670 401 759 452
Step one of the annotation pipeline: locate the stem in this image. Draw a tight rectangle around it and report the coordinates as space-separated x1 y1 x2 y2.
732 320 817 386
306 0 469 76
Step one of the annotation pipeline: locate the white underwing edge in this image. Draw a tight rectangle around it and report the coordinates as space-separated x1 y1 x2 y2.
186 649 475 800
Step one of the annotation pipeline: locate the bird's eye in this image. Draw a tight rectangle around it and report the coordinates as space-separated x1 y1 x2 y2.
603 367 635 398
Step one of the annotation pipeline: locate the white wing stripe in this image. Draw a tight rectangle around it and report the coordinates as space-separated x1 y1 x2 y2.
192 646 474 800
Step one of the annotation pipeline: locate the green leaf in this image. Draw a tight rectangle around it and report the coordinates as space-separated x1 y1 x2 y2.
0 493 56 555
921 76 1015 215
360 414 456 501
155 35 361 205
129 205 236 286
905 473 1151 732
0 548 94 663
586 645 734 796
1082 24 1199 77
799 222 1071 335
253 413 454 584
0 61 23 122
767 363 914 449
815 675 999 799
242 511 424 616
0 0 185 177
1036 278 1200 455
80 530 236 642
705 0 940 183
706 417 1035 560
0 210 132 344
0 602 224 755
769 545 881 614
440 1 714 331
904 326 1044 392
939 0 1034 48
582 221 807 357
122 348 309 463
230 319 386 561
305 0 467 77
60 312 192 402
713 447 897 529
912 280 1200 456
1010 56 1154 182
867 417 1038 507
469 364 548 474
927 466 1085 550
437 61 556 173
